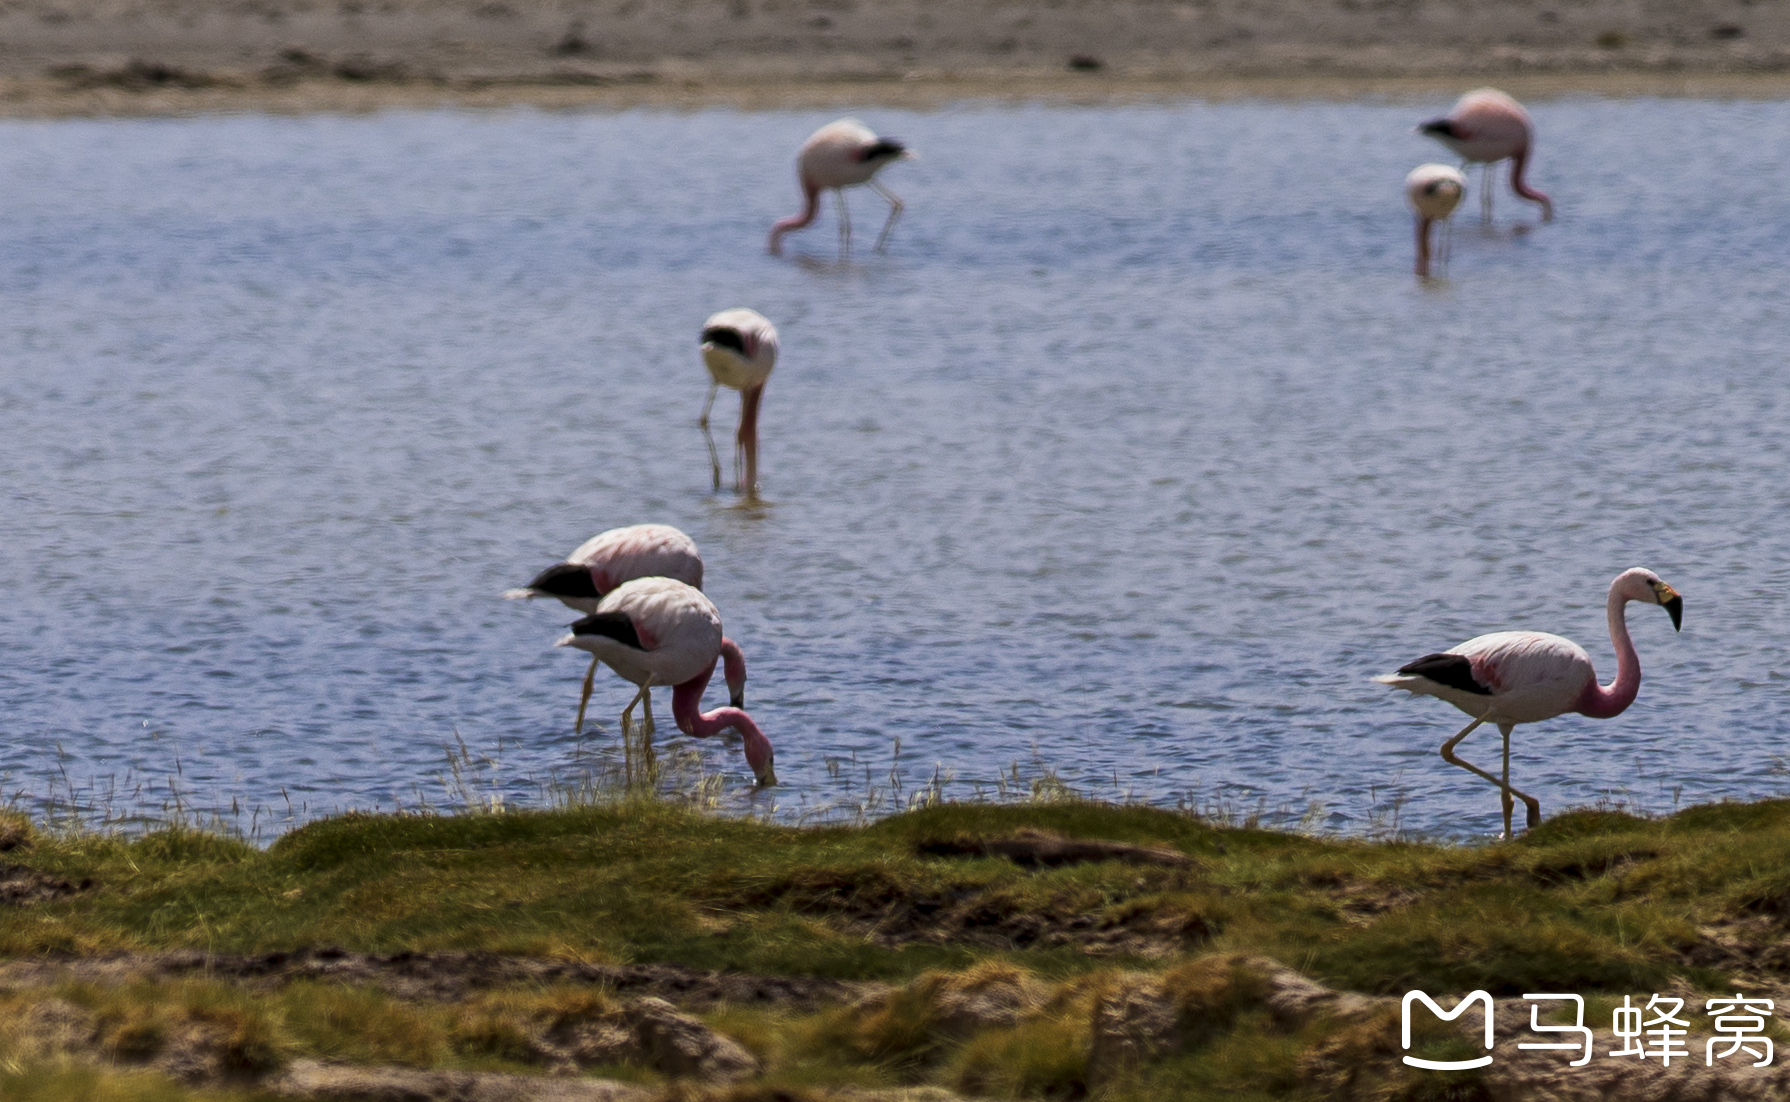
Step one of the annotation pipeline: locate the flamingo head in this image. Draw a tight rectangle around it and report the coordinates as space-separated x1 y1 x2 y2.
720 637 748 709
745 735 776 787
1618 568 1683 631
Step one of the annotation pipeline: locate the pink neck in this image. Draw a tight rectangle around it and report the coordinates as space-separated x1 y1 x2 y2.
673 667 775 783
1574 587 1641 719
767 183 820 254
719 636 747 708
1414 216 1434 277
737 385 763 493
1509 149 1554 221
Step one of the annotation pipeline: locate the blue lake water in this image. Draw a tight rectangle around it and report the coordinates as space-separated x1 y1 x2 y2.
1 97 1786 841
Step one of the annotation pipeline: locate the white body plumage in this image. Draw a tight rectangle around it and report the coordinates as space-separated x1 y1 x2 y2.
504 523 702 615
1375 631 1594 726
556 577 725 691
1405 164 1466 221
700 309 778 393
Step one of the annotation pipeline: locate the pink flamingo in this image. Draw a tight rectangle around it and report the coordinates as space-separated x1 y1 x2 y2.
504 523 746 734
1376 568 1683 839
1418 89 1553 223
699 308 778 495
558 577 776 786
768 118 911 258
1405 164 1466 278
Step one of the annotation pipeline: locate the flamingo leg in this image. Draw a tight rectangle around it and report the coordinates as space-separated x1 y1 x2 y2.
698 382 722 490
1440 715 1542 835
574 656 599 734
1502 723 1541 830
641 691 658 779
620 681 651 784
1500 723 1513 840
870 179 904 253
1480 162 1494 224
836 188 852 258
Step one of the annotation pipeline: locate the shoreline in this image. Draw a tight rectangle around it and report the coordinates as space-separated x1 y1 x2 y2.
2 0 1790 118
7 69 1790 119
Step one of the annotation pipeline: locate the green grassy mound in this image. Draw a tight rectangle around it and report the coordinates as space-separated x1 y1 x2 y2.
1 796 1787 1099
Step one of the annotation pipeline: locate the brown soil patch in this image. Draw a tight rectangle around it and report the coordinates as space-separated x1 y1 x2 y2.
0 864 94 906
916 829 1197 870
274 1060 650 1101
723 867 1214 956
0 948 876 1008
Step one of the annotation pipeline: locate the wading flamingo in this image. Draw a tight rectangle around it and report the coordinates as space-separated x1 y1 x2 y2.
1417 89 1553 223
699 309 778 495
768 118 911 258
1405 164 1466 278
1376 568 1682 840
504 523 745 734
558 577 776 786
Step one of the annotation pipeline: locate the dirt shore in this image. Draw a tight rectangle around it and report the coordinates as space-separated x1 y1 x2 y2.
1 0 1789 115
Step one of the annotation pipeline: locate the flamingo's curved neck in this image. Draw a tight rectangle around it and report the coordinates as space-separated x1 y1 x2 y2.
672 668 775 783
767 182 821 254
1415 215 1434 277
737 384 764 493
1576 588 1641 719
1509 149 1554 222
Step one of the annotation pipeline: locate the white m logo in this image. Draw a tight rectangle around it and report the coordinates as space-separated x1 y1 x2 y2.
1402 990 1495 1070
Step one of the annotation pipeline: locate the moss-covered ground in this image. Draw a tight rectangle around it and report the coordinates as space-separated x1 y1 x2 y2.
3 795 1789 1099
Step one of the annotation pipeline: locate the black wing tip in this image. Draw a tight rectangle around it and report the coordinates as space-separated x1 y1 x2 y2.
864 138 906 160
1396 652 1492 695
526 562 601 600
701 326 748 354
1418 119 1456 138
569 612 644 650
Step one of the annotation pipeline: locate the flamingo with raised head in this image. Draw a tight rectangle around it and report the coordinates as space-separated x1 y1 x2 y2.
699 309 778 495
558 577 776 786
1405 164 1466 278
1376 568 1683 839
768 118 911 258
1417 89 1553 223
504 523 745 734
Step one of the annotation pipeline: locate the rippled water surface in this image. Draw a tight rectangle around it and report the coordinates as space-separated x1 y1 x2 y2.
2 98 1787 839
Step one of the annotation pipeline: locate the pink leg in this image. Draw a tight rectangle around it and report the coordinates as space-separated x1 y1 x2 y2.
1440 715 1540 836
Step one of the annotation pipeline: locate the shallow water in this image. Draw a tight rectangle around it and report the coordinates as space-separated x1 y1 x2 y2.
1 98 1786 840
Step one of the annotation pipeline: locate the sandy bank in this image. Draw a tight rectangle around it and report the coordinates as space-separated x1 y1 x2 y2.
2 0 1790 115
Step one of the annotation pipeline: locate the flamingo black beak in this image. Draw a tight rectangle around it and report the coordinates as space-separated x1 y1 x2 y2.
731 689 746 709
1664 595 1683 632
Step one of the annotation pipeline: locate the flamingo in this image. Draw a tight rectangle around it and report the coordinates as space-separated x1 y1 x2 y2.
557 577 776 786
1405 164 1466 278
1376 568 1683 839
504 523 746 735
699 309 778 495
1417 89 1553 223
767 118 912 258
